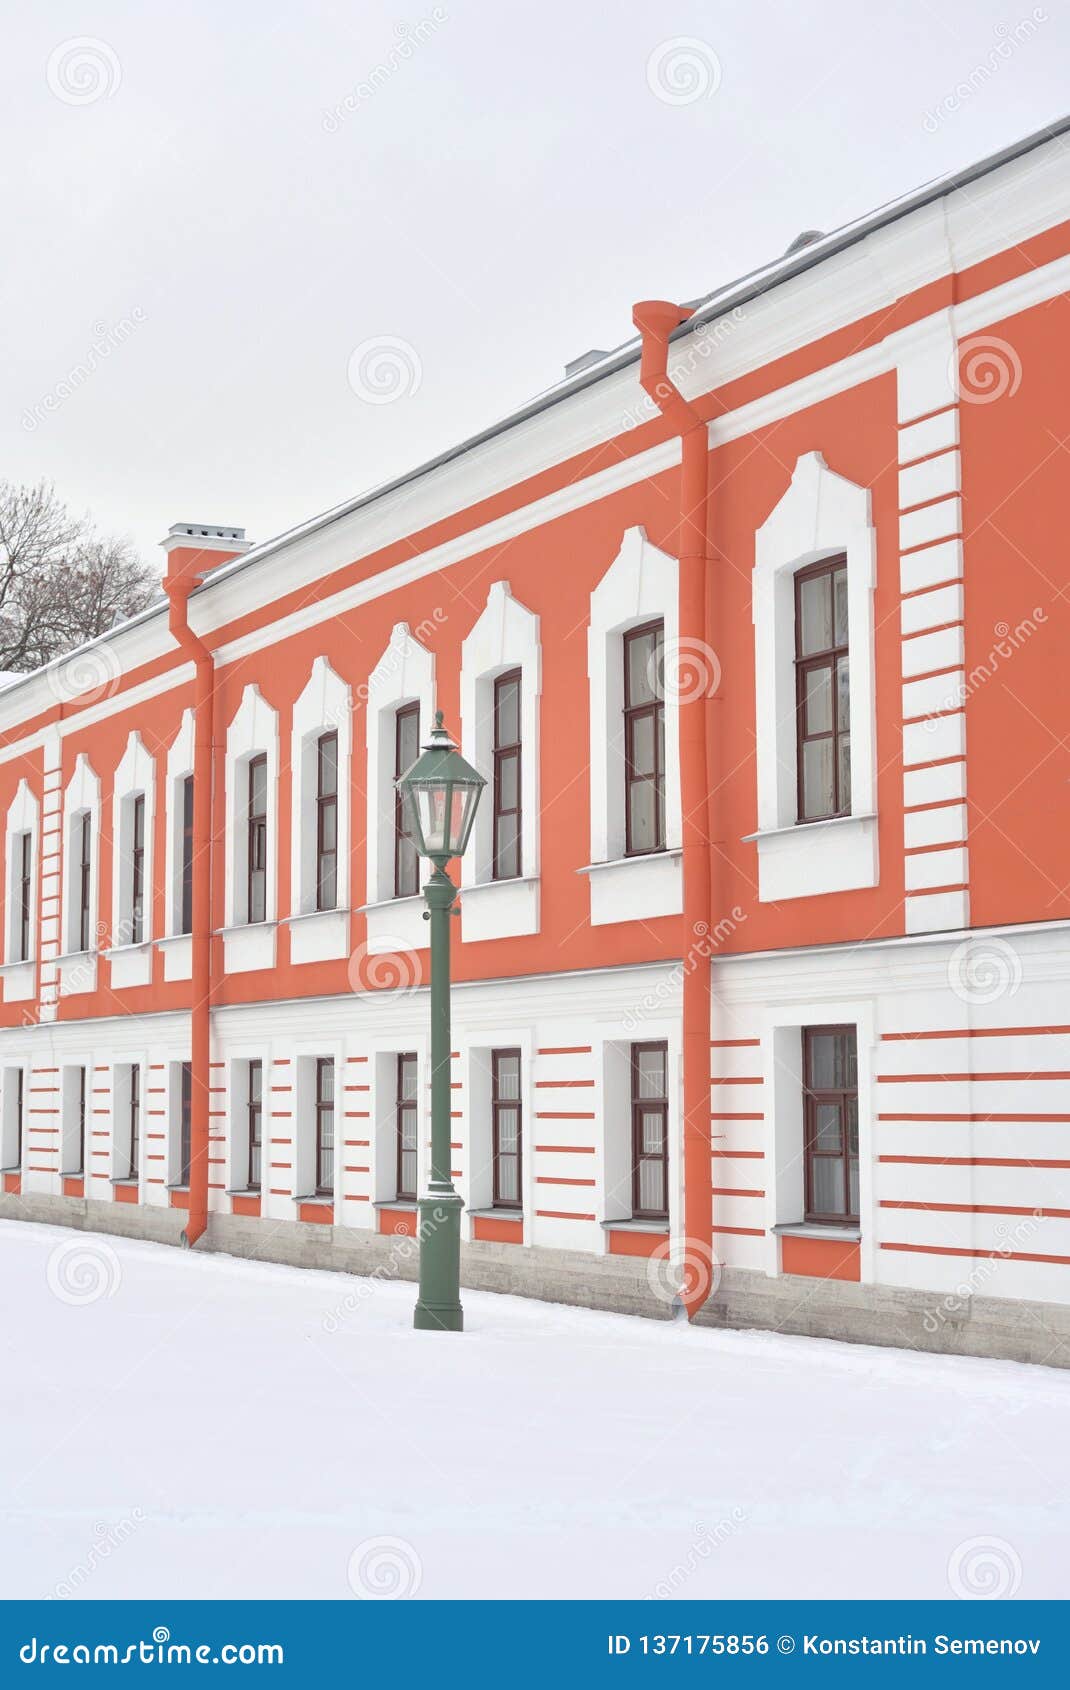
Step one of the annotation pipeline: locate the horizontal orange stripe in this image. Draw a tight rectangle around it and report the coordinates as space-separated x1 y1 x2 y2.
712 1187 765 1198
535 1176 596 1187
711 1112 764 1121
537 1046 592 1056
881 1027 1070 1040
535 1209 596 1221
710 1038 760 1048
534 1079 594 1088
880 1113 1070 1122
535 1111 594 1119
880 1155 1070 1167
711 1149 765 1159
712 1225 764 1236
881 1200 1070 1216
882 1241 1070 1266
533 1144 594 1153
878 1072 1070 1083
710 1076 763 1085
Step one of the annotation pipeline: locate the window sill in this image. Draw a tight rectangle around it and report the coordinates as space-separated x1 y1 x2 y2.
577 849 683 927
744 812 878 903
360 896 427 956
295 1192 334 1206
600 1217 670 1234
225 1186 262 1197
0 958 35 1003
373 1199 417 1212
220 921 277 975
105 941 153 990
459 875 539 942
156 933 192 947
110 1178 139 1188
467 1206 525 1221
0 1164 22 1174
164 1182 189 1193
57 949 99 997
773 1221 861 1243
156 933 193 982
0 959 35 975
103 940 153 959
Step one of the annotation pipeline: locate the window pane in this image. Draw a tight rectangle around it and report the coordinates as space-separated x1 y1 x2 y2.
396 707 419 771
848 1158 859 1216
836 655 850 730
498 748 519 811
629 712 656 777
798 572 832 655
249 758 267 814
846 1098 859 1155
638 1158 665 1214
318 734 338 797
495 1054 520 1099
628 781 658 853
833 565 849 645
807 1033 837 1089
495 675 520 746
249 1061 262 1104
636 1045 666 1098
838 734 851 813
813 1101 841 1150
496 1104 520 1153
318 1061 334 1104
803 664 832 735
801 737 834 820
626 626 662 706
494 811 520 879
640 1107 665 1155
811 1156 845 1215
399 1056 417 1101
396 835 419 897
496 1155 519 1204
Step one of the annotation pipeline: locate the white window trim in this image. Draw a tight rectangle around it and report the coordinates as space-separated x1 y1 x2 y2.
58 754 101 997
585 526 683 927
223 684 279 974
459 1028 534 1231
363 622 434 953
163 708 194 938
597 1021 681 1248
0 1065 25 1169
459 582 541 942
288 657 352 964
750 451 878 902
107 732 156 988
756 998 876 1286
2 781 39 993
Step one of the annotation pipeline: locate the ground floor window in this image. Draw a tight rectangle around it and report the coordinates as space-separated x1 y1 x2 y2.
179 1061 192 1186
315 1057 335 1195
802 1025 859 1224
247 1059 263 1190
396 1053 418 1201
124 1064 140 1183
631 1041 668 1220
491 1048 521 1208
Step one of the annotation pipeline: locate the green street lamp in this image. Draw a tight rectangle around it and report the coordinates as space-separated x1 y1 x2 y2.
396 711 486 1331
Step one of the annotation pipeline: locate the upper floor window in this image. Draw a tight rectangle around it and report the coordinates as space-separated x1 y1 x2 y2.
76 814 92 953
394 704 420 899
631 1040 668 1220
491 1048 522 1208
315 1057 335 1195
247 754 268 924
492 672 522 881
130 795 146 944
315 732 338 911
795 557 850 823
802 1025 858 1225
180 775 194 935
17 831 32 962
396 1052 418 1201
623 621 665 856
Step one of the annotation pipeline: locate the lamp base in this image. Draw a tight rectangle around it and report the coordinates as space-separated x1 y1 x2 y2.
413 1300 464 1332
413 1190 464 1333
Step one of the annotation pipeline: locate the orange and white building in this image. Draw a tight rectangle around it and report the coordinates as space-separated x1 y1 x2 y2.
2 121 1070 1365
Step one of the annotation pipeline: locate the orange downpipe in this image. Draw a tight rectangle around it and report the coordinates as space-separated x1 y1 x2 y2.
632 300 715 1317
164 574 214 1247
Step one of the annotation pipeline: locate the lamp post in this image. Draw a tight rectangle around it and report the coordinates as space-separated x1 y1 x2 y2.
397 711 486 1332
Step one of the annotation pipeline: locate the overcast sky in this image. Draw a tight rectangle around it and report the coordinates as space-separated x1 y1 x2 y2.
3 0 1068 566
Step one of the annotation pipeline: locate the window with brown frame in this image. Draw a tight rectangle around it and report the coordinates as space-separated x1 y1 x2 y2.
15 1068 24 1168
795 557 850 823
129 794 146 944
179 1061 192 1187
492 671 522 880
315 1057 335 1196
623 621 665 855
180 775 194 936
315 731 338 910
631 1040 668 1219
802 1025 859 1225
17 831 32 963
75 1067 86 1176
77 812 92 952
395 1052 418 1201
126 1065 140 1183
247 1059 263 1190
491 1048 522 1208
247 755 268 923
394 704 420 898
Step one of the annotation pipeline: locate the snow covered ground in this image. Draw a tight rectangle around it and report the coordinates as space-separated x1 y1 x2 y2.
1 1220 1067 1601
